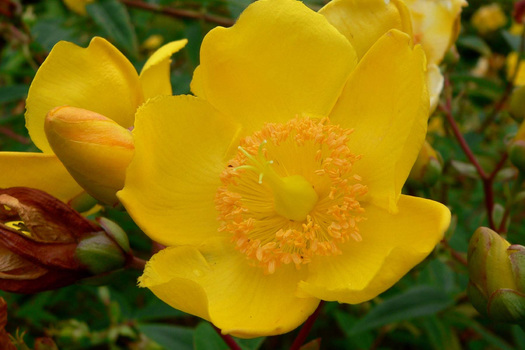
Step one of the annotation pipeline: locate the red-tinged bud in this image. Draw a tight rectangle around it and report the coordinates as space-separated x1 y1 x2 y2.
34 338 59 350
515 0 525 24
0 298 16 350
0 187 130 293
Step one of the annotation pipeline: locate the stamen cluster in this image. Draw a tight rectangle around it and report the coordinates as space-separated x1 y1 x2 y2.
216 117 368 274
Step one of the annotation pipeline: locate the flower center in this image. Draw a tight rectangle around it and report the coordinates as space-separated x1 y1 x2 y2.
215 117 368 274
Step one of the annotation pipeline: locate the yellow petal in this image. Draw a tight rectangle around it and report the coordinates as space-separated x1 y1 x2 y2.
139 39 188 100
195 0 357 134
298 195 450 304
405 0 466 64
140 238 320 338
320 0 412 59
45 106 134 205
118 95 241 246
26 37 143 153
329 30 429 212
427 63 444 113
0 152 83 202
507 52 525 86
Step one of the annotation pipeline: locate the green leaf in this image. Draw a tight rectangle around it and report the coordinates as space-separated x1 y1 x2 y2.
86 0 138 57
31 18 78 52
194 322 228 350
502 30 521 52
234 336 266 350
456 35 492 56
0 85 28 103
451 160 479 179
137 324 194 350
334 310 374 349
350 286 454 335
421 316 461 350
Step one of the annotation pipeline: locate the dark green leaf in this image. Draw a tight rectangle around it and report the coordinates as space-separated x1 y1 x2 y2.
350 286 454 334
86 0 138 56
0 85 28 103
457 36 492 56
138 323 194 350
194 322 228 350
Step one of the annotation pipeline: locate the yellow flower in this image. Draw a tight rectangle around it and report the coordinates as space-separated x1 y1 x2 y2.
119 0 450 338
507 52 525 86
62 0 94 15
471 3 507 35
404 0 467 65
0 37 186 204
403 0 467 110
320 0 465 112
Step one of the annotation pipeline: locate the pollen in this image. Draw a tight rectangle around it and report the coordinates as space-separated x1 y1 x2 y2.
215 117 368 274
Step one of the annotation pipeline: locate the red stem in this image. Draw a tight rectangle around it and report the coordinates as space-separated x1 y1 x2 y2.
440 78 498 230
212 326 242 350
441 239 468 267
127 255 147 270
290 301 324 350
120 0 235 27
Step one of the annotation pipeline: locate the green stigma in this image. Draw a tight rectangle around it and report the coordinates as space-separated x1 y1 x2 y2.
237 141 318 221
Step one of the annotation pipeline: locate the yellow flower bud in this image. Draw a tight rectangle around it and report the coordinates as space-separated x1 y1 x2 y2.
45 106 134 205
471 3 508 35
407 140 443 187
467 227 525 323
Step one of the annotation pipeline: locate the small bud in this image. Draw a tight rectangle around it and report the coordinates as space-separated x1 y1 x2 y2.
509 120 525 172
0 298 16 350
34 338 59 350
509 86 525 121
97 217 130 253
45 106 134 205
515 0 525 24
0 187 129 293
408 140 443 188
467 227 525 323
76 233 127 274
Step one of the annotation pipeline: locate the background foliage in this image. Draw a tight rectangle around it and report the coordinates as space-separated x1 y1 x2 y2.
1 0 525 348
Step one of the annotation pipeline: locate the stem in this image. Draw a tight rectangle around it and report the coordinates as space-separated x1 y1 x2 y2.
441 239 468 267
120 0 235 27
127 255 147 270
479 25 525 132
212 326 242 350
0 126 31 144
290 301 324 350
440 80 494 229
498 172 525 233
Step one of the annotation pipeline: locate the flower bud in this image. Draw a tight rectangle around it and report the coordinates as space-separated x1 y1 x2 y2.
0 298 16 350
0 187 129 293
509 120 525 172
467 227 525 323
509 85 525 121
407 140 443 188
45 106 134 205
471 3 507 35
515 0 525 24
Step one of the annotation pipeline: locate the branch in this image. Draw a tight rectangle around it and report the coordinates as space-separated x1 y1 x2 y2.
290 301 324 350
120 0 235 27
479 23 525 131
